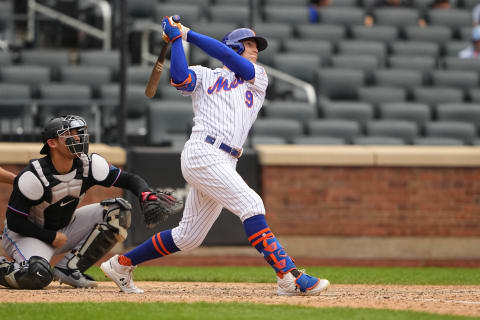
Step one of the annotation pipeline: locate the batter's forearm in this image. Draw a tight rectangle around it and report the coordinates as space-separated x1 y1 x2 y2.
0 167 15 184
187 30 255 80
170 39 189 84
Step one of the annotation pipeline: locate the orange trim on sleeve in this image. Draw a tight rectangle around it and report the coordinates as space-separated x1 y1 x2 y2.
251 233 274 247
247 228 271 242
171 74 192 87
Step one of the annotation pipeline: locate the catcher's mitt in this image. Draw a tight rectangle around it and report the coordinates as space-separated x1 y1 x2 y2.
140 189 183 228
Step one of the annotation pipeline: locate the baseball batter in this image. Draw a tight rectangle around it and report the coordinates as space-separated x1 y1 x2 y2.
0 166 15 185
102 16 330 296
0 115 173 289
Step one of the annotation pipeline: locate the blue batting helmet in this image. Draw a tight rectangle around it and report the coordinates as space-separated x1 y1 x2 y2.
472 26 480 42
221 28 268 55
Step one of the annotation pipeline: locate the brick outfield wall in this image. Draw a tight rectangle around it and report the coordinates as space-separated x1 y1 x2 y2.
0 165 123 230
262 166 480 237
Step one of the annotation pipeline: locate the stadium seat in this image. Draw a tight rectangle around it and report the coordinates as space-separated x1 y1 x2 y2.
390 41 440 58
216 0 250 5
365 120 418 144
250 136 287 146
251 23 293 41
412 87 464 106
292 136 347 145
127 65 152 85
322 101 374 127
330 55 380 74
388 55 436 74
317 68 365 100
273 53 321 83
427 9 472 30
127 0 155 20
373 8 420 27
296 24 347 42
357 87 407 106
100 84 150 119
353 136 406 145
1 66 51 86
444 41 470 57
209 5 249 25
378 102 431 127
59 66 111 90
469 89 480 103
459 27 473 42
263 101 317 126
21 50 71 69
436 103 480 129
351 25 398 43
155 4 203 26
413 137 464 146
148 101 194 145
331 0 358 6
79 50 120 75
443 57 480 73
431 70 479 92
252 119 304 140
0 52 12 65
283 40 334 60
263 0 308 5
412 0 435 11
264 6 310 24
319 7 365 26
0 83 32 130
463 0 480 10
337 40 387 65
424 121 476 145
373 69 423 92
404 26 452 44
307 119 360 143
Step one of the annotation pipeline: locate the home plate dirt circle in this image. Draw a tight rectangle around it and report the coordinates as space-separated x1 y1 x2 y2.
2 282 480 317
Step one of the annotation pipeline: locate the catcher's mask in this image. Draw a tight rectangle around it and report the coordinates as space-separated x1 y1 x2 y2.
40 115 89 157
222 28 268 55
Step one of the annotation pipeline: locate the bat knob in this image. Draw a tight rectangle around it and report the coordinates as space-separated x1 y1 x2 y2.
172 15 180 23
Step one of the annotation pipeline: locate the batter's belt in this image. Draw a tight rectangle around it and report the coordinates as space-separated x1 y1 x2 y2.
190 132 243 158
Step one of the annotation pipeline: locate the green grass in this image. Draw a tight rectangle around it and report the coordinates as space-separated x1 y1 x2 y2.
86 265 480 285
1 303 478 320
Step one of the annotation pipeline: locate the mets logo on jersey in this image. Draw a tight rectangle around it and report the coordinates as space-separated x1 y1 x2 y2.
207 76 244 94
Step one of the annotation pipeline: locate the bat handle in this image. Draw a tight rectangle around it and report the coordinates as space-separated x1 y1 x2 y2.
172 15 181 23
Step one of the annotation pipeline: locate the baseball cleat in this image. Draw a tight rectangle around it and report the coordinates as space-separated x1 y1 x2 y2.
277 271 330 296
53 267 98 288
100 255 144 294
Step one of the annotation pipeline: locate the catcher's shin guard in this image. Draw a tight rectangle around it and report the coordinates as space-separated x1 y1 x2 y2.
67 198 132 273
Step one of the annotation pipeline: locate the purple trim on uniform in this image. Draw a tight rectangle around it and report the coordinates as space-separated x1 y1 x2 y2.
7 205 29 217
111 168 122 186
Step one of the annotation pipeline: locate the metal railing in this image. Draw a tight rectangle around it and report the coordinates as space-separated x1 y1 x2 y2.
27 0 112 50
138 23 316 107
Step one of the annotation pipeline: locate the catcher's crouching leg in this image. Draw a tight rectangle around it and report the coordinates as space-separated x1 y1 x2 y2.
67 198 132 273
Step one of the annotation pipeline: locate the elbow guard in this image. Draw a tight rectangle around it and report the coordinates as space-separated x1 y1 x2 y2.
171 69 197 92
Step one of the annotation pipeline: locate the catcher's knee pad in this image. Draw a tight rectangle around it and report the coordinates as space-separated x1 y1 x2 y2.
1 256 53 289
67 198 132 273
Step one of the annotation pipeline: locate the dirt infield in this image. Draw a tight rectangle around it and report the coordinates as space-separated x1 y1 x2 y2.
2 282 480 317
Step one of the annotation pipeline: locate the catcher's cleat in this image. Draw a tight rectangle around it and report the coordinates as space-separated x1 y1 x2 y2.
53 267 98 288
100 255 144 294
277 271 329 296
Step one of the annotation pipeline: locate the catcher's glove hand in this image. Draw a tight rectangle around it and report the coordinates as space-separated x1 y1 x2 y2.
140 189 183 228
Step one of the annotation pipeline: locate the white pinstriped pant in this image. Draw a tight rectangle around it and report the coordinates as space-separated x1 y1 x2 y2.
172 135 265 251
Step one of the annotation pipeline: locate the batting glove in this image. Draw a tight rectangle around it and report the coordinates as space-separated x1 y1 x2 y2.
161 16 182 42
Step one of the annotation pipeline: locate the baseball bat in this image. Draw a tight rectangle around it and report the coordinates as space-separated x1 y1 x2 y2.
145 15 181 98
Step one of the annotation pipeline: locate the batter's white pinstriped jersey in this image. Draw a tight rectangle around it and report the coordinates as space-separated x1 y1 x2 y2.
171 63 268 251
183 63 268 149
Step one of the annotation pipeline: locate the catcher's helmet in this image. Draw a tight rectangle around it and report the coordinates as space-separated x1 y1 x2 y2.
221 28 268 55
40 115 89 157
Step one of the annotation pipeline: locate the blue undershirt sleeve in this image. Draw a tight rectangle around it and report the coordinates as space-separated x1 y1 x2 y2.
170 39 189 84
187 30 255 81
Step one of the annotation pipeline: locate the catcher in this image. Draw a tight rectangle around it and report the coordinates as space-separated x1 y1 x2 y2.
0 115 181 290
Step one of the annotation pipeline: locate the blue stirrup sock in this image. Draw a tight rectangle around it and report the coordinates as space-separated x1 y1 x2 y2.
120 230 180 266
243 215 297 277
